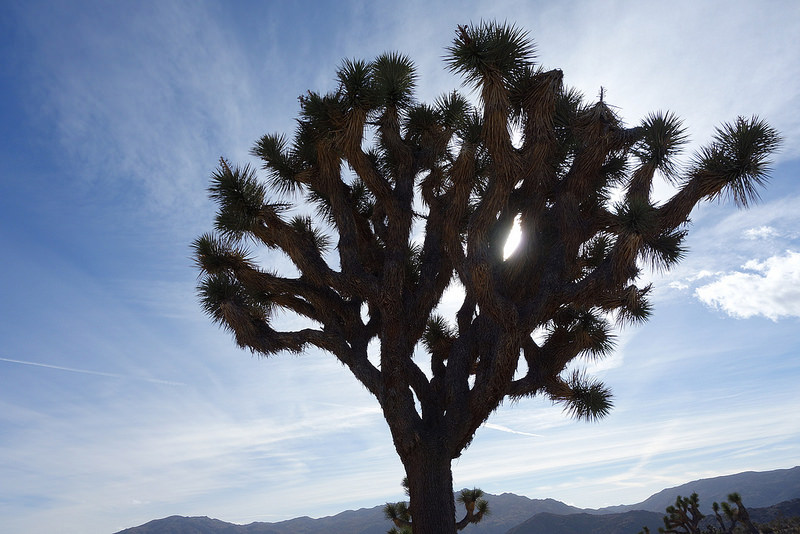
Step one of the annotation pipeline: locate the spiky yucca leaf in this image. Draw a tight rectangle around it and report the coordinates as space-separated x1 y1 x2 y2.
422 315 455 355
559 370 613 421
197 272 271 329
611 284 653 326
291 120 321 167
349 177 375 217
554 86 584 128
209 160 267 239
405 104 442 145
446 21 535 86
693 115 781 207
305 186 336 225
634 111 688 180
721 500 734 518
507 64 543 123
457 487 485 506
570 310 616 359
251 133 300 195
289 215 332 252
642 228 687 271
434 90 471 131
192 233 253 274
297 90 345 136
384 501 410 522
456 110 485 145
336 58 373 110
372 52 417 109
601 153 630 185
579 234 613 271
615 198 659 237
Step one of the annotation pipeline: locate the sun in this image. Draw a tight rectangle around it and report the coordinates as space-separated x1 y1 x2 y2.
503 216 522 260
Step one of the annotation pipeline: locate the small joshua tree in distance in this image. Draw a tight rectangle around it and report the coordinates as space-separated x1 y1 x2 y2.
639 492 763 534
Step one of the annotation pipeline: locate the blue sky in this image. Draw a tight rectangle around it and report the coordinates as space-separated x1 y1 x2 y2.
1 1 799 533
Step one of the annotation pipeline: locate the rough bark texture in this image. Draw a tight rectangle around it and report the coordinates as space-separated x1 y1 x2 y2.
194 22 779 534
403 448 457 534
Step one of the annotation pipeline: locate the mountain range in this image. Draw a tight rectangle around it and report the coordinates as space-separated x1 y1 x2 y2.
506 498 800 534
116 466 800 534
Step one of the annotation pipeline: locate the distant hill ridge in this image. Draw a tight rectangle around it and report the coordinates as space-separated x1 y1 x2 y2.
115 466 800 534
507 498 800 534
593 465 800 514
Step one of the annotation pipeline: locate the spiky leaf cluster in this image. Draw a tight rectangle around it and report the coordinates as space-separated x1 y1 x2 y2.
690 116 781 208
456 487 490 529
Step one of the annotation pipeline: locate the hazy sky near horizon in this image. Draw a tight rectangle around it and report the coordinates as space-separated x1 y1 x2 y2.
1 1 799 533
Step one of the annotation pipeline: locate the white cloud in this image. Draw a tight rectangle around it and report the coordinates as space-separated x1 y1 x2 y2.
689 270 724 281
744 226 780 240
695 251 800 320
655 194 800 302
669 281 689 291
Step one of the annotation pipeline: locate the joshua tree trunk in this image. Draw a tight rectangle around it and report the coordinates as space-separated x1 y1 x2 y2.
380 335 460 533
402 444 457 534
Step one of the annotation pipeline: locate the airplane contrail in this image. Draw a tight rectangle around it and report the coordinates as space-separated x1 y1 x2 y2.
0 356 186 386
484 423 543 438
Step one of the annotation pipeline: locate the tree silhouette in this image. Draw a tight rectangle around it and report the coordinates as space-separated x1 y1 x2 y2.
194 21 780 534
661 492 705 533
640 492 765 534
711 493 759 534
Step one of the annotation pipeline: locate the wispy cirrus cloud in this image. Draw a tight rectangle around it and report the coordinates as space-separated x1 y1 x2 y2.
0 357 186 386
15 2 284 224
456 392 800 506
0 374 398 529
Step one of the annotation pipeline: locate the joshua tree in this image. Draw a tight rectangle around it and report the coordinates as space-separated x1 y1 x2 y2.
640 492 763 534
456 487 491 529
661 493 706 533
712 493 759 534
194 21 780 534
